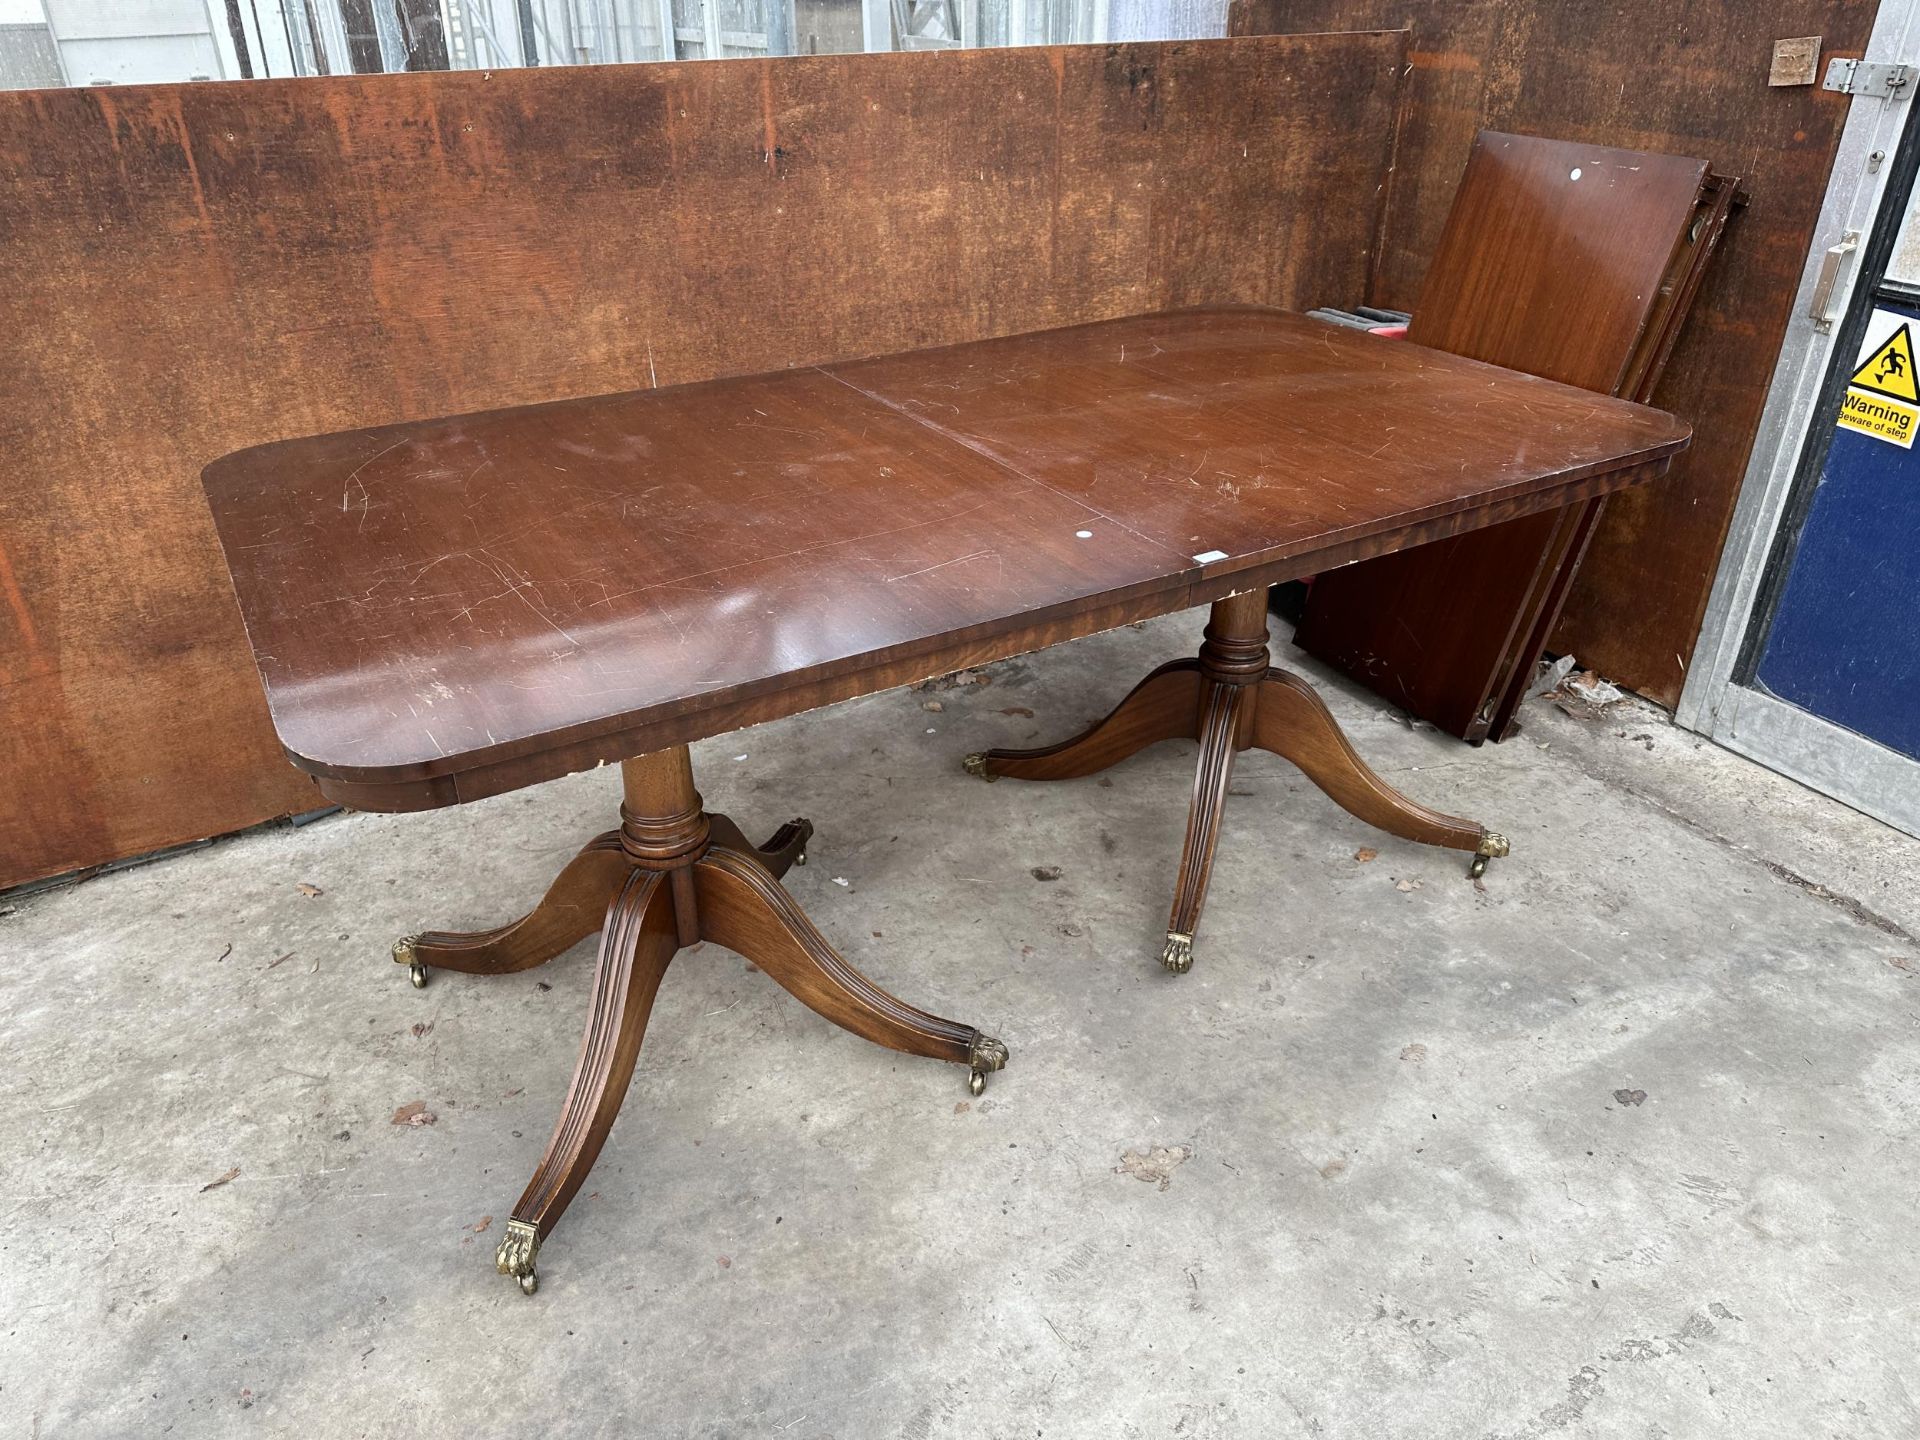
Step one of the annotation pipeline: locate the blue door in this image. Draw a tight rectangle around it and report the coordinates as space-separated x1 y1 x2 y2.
1753 296 1920 762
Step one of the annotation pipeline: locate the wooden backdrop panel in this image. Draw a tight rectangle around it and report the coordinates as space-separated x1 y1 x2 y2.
1231 0 1874 706
0 34 1405 888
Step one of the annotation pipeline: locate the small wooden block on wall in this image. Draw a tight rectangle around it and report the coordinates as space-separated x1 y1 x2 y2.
1770 36 1823 86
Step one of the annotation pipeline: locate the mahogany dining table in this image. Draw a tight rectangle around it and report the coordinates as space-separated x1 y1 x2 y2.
202 305 1689 1292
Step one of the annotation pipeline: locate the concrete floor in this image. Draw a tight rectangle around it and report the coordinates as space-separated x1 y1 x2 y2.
5 611 1919 1439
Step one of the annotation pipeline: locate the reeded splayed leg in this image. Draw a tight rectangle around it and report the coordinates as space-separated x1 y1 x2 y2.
1158 590 1270 974
1250 668 1508 877
706 813 813 879
392 832 630 988
496 867 676 1295
963 658 1203 783
694 847 1008 1095
1161 680 1258 974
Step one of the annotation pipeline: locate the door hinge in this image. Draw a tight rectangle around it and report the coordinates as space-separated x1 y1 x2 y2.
1822 58 1915 98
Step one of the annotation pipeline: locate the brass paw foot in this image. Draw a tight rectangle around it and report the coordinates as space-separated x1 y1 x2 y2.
1469 831 1511 880
392 935 427 988
496 1218 540 1295
968 1032 1009 1095
961 753 999 783
1160 931 1194 975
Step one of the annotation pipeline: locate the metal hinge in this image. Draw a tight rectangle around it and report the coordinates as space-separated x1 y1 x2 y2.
1822 58 1915 98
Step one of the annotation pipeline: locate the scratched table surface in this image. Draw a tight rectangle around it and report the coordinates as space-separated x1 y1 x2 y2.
203 306 1689 804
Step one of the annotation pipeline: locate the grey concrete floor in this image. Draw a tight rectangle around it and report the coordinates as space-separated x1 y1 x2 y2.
4 612 1919 1439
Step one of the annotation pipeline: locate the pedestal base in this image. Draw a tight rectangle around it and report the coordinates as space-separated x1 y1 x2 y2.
392 746 1007 1294
965 590 1509 972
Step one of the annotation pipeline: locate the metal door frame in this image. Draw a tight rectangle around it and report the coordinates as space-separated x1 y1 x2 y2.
1678 0 1920 839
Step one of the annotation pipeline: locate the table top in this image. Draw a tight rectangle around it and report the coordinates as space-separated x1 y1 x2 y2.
204 306 1689 808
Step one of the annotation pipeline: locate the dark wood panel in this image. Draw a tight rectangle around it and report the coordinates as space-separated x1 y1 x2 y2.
1481 171 1742 739
1294 131 1713 738
1400 136 1709 387
204 306 1687 811
0 34 1407 888
1230 0 1875 703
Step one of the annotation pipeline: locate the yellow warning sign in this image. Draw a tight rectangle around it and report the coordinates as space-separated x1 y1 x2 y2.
1838 388 1918 448
1849 323 1919 402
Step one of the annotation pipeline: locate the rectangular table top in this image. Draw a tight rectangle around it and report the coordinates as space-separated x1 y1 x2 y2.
203 306 1689 810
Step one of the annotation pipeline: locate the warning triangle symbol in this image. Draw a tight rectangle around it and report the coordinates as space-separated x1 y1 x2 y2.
1849 323 1920 403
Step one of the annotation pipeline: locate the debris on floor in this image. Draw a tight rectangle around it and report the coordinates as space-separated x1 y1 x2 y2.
914 669 992 692
1527 652 1580 701
1114 1144 1193 1191
1381 708 1436 731
1549 669 1629 720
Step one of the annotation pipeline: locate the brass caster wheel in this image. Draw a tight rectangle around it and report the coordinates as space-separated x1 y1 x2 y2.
392 935 428 988
1160 931 1194 975
496 1218 540 1296
961 752 999 783
782 816 813 868
1469 831 1510 880
967 1032 1008 1096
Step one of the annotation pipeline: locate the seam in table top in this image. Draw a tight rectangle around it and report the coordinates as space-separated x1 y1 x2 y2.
813 364 1197 570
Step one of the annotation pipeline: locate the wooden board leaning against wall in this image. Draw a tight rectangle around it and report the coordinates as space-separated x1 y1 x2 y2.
0 34 1407 890
1230 0 1875 708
